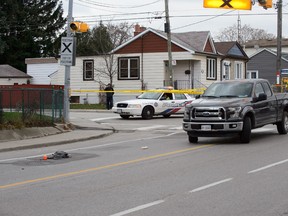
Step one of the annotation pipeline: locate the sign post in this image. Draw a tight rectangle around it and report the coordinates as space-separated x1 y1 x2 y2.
63 0 73 124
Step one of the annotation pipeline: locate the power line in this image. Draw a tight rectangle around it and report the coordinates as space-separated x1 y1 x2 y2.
77 0 162 8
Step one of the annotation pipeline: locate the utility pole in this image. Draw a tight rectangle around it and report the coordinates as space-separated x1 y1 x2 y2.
165 0 173 87
276 0 282 85
63 0 73 123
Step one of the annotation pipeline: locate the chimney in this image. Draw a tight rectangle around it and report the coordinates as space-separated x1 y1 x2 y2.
134 24 146 36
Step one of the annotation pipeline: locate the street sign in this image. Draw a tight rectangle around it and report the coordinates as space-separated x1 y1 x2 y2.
60 37 75 66
281 69 288 75
203 0 252 10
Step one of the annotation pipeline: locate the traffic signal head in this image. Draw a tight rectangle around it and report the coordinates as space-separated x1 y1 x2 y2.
70 22 89 33
258 0 272 9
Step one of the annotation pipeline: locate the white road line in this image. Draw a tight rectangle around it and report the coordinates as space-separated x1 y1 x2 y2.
110 200 164 216
170 126 182 130
190 178 233 193
253 128 274 133
248 158 288 174
137 125 166 131
90 116 119 121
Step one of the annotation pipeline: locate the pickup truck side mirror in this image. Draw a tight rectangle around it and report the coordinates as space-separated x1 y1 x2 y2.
254 93 267 102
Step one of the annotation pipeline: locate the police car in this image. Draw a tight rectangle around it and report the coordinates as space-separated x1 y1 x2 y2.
112 89 194 119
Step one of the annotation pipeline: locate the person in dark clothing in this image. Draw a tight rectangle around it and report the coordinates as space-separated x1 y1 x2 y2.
104 83 114 110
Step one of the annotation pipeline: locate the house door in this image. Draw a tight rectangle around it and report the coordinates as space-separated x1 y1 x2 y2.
222 61 230 80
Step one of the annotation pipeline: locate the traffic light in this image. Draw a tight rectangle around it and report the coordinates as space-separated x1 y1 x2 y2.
203 0 252 10
258 0 272 9
70 22 89 33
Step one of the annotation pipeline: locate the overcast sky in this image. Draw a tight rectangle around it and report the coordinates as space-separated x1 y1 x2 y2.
62 0 288 39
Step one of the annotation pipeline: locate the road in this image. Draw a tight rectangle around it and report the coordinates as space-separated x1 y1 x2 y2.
1 111 288 216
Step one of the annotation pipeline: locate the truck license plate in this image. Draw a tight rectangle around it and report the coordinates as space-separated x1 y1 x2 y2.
201 125 211 131
117 109 122 113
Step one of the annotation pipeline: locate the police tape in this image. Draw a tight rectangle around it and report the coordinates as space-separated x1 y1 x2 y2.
71 88 205 94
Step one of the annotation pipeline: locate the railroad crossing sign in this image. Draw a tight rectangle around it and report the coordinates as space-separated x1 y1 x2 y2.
60 37 76 66
204 0 252 10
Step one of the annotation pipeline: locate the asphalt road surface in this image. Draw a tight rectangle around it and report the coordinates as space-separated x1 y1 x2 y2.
1 111 288 216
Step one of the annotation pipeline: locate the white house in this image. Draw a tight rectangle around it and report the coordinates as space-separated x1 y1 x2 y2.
25 57 58 84
26 27 249 104
0 64 31 85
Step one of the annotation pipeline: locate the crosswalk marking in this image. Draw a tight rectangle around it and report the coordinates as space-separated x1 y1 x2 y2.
137 125 167 131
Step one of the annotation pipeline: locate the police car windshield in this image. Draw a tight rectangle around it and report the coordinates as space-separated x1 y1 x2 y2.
138 92 162 100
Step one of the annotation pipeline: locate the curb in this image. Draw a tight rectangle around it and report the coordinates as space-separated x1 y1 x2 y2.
0 130 115 153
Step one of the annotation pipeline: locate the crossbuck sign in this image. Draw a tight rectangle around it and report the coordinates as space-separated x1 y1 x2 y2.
60 37 76 66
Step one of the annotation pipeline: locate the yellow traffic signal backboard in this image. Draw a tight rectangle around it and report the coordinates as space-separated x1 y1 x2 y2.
70 22 89 33
204 0 252 10
258 0 273 9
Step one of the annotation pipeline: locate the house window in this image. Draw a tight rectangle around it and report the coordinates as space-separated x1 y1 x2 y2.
118 57 140 80
247 70 258 79
235 62 243 79
83 60 94 81
207 57 217 80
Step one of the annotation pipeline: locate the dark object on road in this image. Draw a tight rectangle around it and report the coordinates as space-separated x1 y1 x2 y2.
47 151 70 160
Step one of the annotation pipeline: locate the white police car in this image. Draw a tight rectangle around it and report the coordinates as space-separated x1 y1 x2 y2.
112 90 194 119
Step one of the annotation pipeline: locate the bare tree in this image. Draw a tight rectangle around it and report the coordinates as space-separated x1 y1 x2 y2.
93 22 133 104
94 22 133 86
215 24 275 43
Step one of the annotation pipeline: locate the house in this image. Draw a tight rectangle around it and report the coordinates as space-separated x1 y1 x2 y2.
243 38 288 56
27 26 249 104
214 41 249 80
112 27 248 90
0 64 32 85
25 57 59 84
247 48 288 85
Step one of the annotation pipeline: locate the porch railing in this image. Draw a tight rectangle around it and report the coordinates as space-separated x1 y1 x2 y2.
163 80 207 90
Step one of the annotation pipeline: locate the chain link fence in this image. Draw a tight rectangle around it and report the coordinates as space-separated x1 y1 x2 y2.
0 87 64 127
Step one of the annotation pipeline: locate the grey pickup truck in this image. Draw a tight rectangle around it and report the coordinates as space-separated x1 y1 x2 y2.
183 79 288 143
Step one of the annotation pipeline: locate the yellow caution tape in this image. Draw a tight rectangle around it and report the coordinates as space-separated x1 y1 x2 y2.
71 88 205 95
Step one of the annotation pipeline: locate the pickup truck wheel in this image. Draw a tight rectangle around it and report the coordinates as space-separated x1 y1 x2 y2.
141 106 154 120
240 117 251 143
120 115 130 119
276 111 288 134
188 136 198 143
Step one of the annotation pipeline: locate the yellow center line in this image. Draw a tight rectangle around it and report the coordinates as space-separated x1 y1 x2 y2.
0 144 213 189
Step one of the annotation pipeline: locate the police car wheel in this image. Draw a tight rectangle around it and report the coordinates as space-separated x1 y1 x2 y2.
120 115 130 119
142 106 154 119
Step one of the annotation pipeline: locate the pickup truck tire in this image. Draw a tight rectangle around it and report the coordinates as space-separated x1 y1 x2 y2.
142 106 154 120
188 136 198 143
276 111 288 134
240 117 251 143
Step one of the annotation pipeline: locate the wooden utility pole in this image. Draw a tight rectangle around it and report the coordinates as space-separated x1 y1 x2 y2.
165 0 173 86
276 0 282 85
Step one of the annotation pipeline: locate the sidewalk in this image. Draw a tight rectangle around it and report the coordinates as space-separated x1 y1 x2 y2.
0 110 115 152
